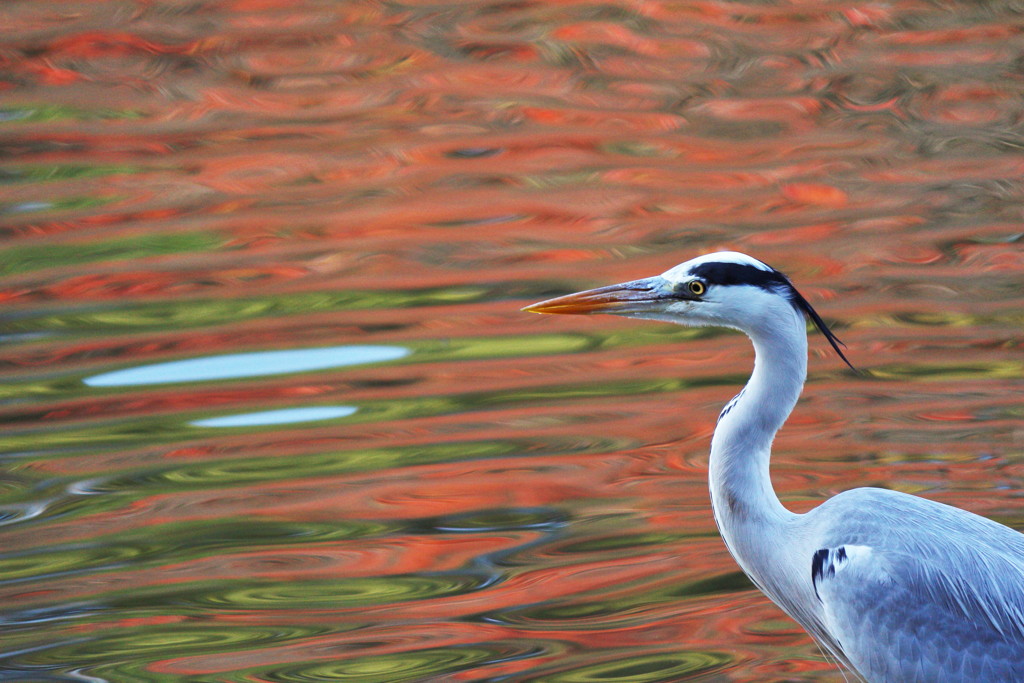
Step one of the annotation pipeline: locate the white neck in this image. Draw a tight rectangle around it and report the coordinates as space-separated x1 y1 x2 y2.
708 304 807 580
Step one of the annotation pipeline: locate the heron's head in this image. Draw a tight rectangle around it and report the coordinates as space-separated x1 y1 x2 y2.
523 251 852 368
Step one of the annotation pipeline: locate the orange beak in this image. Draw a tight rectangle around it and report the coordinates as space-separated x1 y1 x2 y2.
522 278 668 315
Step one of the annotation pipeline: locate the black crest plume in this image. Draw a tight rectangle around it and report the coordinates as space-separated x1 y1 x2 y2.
781 275 856 371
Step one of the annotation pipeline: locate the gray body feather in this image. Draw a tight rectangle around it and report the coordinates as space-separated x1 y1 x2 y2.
796 488 1024 681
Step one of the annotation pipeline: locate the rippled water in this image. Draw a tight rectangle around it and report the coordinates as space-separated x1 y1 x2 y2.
2 0 1023 680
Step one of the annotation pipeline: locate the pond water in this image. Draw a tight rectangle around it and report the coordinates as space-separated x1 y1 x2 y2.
2 0 1023 681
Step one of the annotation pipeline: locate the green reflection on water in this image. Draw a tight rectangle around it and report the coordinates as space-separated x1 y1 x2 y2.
10 624 336 682
485 571 751 629
893 311 1024 327
198 574 491 610
254 645 520 682
0 519 388 583
522 170 603 190
0 542 147 582
0 438 617 532
600 140 675 157
93 439 583 492
860 311 1024 329
0 104 144 123
534 651 733 682
1 194 121 216
555 532 686 553
0 231 225 276
228 642 545 683
34 624 326 660
437 332 595 359
82 572 490 616
0 164 142 185
427 507 569 532
6 572 490 662
869 360 1024 381
7 287 490 334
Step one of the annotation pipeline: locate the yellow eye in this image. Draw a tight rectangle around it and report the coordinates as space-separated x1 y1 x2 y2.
688 280 706 296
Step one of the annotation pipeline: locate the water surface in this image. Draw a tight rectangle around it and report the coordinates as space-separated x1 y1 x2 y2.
1 0 1022 681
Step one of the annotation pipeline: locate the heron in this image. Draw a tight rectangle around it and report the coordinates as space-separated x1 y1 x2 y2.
523 251 1024 681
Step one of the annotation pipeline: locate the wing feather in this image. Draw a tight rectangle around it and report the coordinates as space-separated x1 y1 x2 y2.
808 488 1024 681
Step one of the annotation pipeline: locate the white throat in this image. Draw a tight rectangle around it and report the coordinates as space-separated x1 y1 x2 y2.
708 300 807 576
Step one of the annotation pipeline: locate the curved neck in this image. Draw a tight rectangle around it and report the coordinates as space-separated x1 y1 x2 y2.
708 308 807 557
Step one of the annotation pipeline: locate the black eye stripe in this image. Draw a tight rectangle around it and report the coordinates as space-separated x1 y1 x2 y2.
688 262 786 290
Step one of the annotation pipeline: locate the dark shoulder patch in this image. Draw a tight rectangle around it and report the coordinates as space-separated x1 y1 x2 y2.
811 548 830 601
811 546 848 601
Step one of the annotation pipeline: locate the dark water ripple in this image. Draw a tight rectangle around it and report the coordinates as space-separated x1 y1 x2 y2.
188 573 499 611
529 651 736 683
233 642 550 683
481 570 752 631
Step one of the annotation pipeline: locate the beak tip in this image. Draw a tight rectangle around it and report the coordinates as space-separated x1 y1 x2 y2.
522 276 665 316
